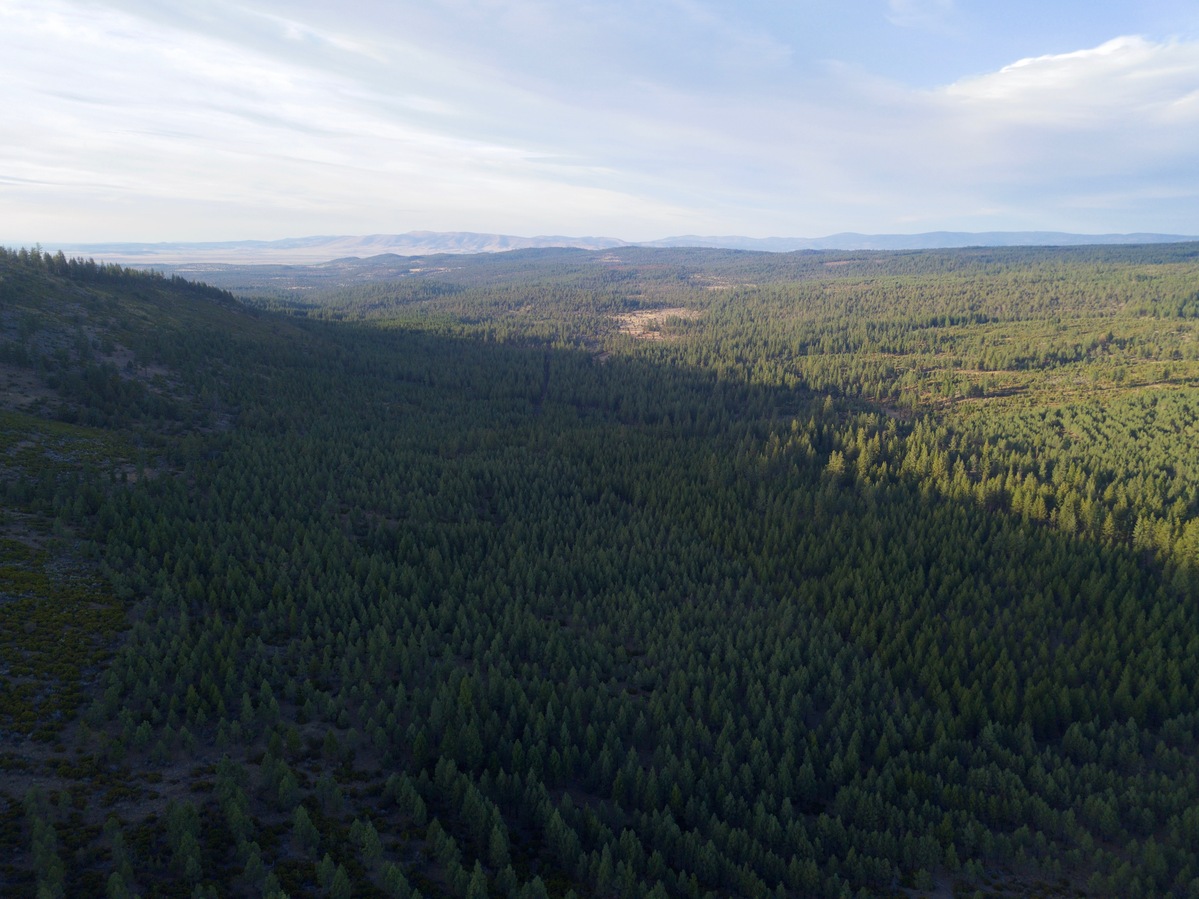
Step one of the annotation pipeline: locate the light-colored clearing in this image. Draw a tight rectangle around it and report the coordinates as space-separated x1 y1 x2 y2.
616 307 700 340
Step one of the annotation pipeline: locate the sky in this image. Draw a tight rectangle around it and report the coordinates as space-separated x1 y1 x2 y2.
3 0 1199 242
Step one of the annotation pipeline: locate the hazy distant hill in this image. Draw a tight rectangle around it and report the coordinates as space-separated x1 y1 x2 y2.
642 231 1199 251
48 232 628 264
48 229 1198 264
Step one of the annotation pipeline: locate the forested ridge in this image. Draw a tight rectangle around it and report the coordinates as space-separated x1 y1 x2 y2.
2 243 1198 898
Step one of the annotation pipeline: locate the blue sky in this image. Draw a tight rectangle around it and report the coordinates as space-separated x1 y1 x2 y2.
3 0 1199 242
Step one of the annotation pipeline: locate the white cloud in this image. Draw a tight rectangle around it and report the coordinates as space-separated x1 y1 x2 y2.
925 36 1199 195
945 36 1199 126
832 35 1199 229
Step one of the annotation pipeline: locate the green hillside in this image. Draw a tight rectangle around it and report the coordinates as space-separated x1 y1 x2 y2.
2 244 1199 898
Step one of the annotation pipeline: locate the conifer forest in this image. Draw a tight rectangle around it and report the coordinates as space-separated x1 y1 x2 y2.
3 242 1199 898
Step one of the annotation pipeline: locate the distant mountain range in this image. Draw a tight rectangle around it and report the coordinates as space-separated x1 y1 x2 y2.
47 230 1199 264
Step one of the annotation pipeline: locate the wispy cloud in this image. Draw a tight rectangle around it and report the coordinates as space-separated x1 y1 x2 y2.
1 0 700 237
887 0 955 30
2 0 1198 241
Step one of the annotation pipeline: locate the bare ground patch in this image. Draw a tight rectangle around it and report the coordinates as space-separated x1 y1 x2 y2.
615 307 701 341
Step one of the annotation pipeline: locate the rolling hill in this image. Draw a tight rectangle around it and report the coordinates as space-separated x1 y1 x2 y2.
45 230 1199 265
3 242 1199 898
